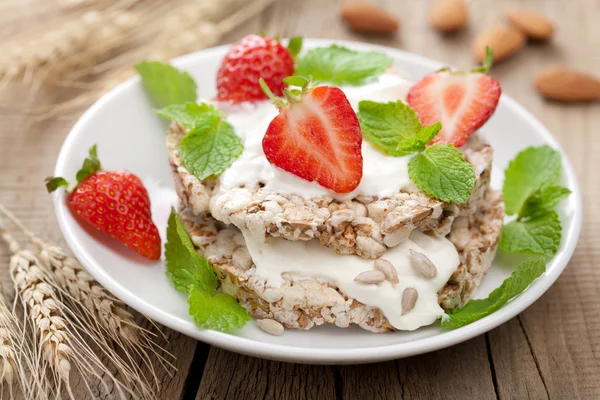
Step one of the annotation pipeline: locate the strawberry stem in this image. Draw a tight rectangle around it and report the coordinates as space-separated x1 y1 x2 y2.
46 144 103 194
471 46 494 74
45 177 69 193
75 144 102 183
259 78 287 108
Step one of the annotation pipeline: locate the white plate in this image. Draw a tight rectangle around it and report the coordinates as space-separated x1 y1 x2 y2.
52 39 582 365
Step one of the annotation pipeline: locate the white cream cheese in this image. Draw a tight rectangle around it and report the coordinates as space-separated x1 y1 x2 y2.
216 71 415 200
204 71 461 331
243 229 460 331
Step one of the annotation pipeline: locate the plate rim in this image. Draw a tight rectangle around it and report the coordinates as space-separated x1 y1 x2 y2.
52 38 582 365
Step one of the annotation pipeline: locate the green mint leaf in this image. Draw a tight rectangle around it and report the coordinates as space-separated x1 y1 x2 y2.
45 177 69 193
471 46 494 73
75 144 102 184
500 211 562 257
408 144 476 203
503 145 562 216
442 257 546 328
156 103 220 129
416 122 442 143
295 45 393 86
397 122 443 154
358 100 423 156
519 185 571 219
178 104 244 180
396 137 427 154
135 61 197 108
287 36 303 57
283 75 308 88
165 209 218 293
188 288 251 331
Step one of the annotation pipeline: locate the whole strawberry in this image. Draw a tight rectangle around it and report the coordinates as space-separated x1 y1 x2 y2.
407 47 501 147
260 76 363 194
47 146 161 260
216 34 296 103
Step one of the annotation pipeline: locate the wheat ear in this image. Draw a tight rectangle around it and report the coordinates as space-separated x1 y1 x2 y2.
0 222 137 400
0 204 175 395
0 281 37 400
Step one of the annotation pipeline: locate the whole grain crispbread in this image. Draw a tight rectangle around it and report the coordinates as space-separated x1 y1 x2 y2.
178 190 504 332
167 122 493 259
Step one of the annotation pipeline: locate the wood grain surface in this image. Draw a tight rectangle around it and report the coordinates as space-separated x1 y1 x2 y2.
1 0 599 399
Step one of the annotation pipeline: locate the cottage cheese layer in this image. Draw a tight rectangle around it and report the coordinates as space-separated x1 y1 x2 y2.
216 71 415 201
243 229 460 331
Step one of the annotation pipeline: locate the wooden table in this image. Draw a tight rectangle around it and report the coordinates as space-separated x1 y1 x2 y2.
1 0 599 399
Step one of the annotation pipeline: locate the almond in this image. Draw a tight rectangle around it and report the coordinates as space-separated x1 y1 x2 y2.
340 3 399 35
535 67 600 102
429 0 468 33
472 25 526 63
506 10 554 40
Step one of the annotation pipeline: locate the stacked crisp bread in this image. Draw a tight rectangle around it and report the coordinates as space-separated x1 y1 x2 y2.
167 121 505 332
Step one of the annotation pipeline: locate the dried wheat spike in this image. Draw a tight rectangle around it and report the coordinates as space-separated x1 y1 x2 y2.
0 283 34 400
0 224 136 399
0 204 174 396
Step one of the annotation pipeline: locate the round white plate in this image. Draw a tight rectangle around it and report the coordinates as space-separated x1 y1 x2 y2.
52 39 581 365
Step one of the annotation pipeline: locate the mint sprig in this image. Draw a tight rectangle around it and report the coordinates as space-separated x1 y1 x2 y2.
500 146 571 257
500 211 562 257
156 102 220 129
165 209 250 331
358 100 427 156
503 145 562 216
442 257 546 328
519 185 571 219
179 108 244 180
136 61 197 107
188 289 251 332
396 122 442 154
295 45 393 86
165 209 218 293
408 144 476 204
157 103 244 180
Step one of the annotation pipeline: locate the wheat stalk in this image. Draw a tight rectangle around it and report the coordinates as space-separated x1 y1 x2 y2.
0 204 174 397
0 282 36 400
29 0 277 120
0 220 144 399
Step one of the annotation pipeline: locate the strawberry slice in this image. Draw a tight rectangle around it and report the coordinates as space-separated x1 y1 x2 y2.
260 77 363 194
407 51 501 148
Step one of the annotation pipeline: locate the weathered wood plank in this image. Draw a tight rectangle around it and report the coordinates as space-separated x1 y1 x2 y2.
196 348 337 400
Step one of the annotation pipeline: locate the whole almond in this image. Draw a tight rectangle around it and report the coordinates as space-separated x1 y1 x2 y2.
506 10 554 40
429 0 468 33
535 67 600 102
340 3 399 35
472 25 526 63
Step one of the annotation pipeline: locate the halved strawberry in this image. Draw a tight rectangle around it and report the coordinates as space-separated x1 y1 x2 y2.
407 50 501 147
260 77 363 194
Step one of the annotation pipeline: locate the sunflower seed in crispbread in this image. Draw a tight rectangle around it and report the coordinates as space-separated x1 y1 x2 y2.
402 288 418 314
374 258 399 284
409 249 437 279
256 318 285 336
354 270 386 284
